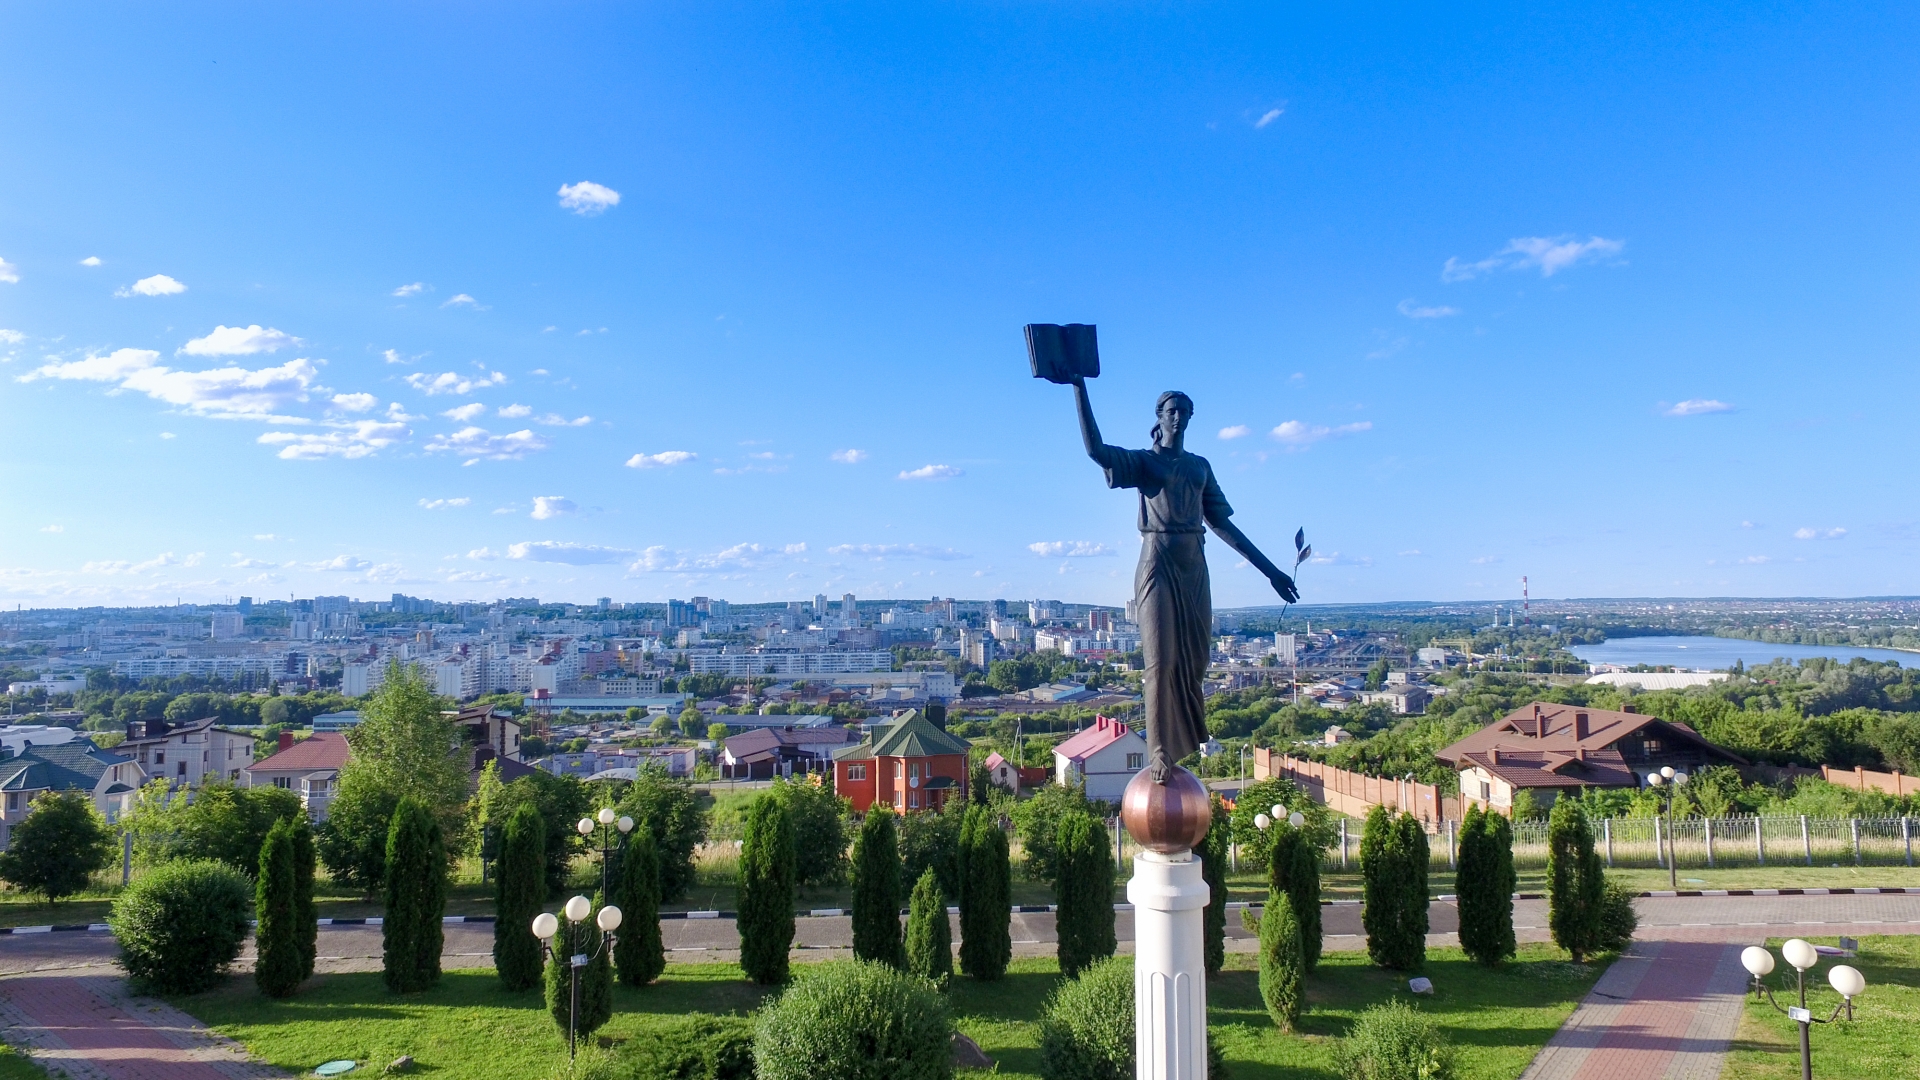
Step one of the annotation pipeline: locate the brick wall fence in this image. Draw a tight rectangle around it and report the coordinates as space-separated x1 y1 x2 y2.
1252 746 1462 826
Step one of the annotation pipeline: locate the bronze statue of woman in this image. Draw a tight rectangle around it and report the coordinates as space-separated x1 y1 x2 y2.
1068 374 1299 783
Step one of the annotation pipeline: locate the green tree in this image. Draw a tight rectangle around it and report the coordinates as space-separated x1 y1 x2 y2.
766 777 850 887
650 713 673 737
1457 805 1516 965
1258 889 1304 1031
315 782 399 898
1053 811 1115 977
290 817 317 978
381 797 446 993
679 711 703 738
739 795 796 984
1008 780 1100 883
613 827 664 987
1280 824 1324 972
546 904 614 1042
340 659 469 839
119 781 302 873
851 807 906 969
899 799 964 899
0 792 112 904
493 803 547 991
957 805 1011 981
1199 799 1229 976
1361 807 1427 971
1547 798 1605 963
615 766 706 903
707 722 730 743
904 868 952 987
254 819 303 997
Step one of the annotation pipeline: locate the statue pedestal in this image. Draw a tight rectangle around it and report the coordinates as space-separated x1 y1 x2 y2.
1128 849 1209 1080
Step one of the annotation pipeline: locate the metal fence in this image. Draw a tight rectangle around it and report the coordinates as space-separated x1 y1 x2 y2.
1502 815 1919 870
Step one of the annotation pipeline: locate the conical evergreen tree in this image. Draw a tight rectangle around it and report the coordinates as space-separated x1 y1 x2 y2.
1258 889 1303 1031
738 795 796 984
851 807 906 969
494 802 547 990
254 818 303 997
613 826 665 986
1459 805 1518 965
1053 811 1115 977
289 816 318 979
957 805 1010 981
905 868 952 987
1199 799 1229 976
1548 798 1604 962
544 903 614 1042
382 797 446 993
1362 807 1427 971
1289 828 1323 972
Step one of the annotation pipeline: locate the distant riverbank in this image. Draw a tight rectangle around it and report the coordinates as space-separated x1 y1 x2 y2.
1570 635 1919 671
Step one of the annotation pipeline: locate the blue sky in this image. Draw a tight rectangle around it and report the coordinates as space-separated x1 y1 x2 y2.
2 3 1916 609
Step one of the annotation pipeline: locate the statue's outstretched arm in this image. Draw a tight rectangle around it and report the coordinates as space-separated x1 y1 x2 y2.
1071 375 1107 461
1208 513 1300 603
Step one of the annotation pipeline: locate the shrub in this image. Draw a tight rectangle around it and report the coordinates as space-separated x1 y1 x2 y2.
620 1015 754 1080
1268 820 1324 972
542 1045 618 1080
109 859 252 994
1362 808 1427 971
851 808 905 969
1457 805 1516 965
616 766 707 903
1039 956 1228 1080
1333 998 1456 1080
254 820 304 997
1053 811 1115 978
290 817 317 979
766 777 851 887
753 961 952 1080
613 826 665 987
1199 800 1229 976
899 801 963 899
1258 890 1303 1030
905 868 951 987
1597 877 1638 953
315 781 399 899
382 797 446 993
739 795 796 985
546 902 615 1042
494 802 547 991
0 791 113 904
1009 781 1100 882
957 805 1011 981
1547 798 1604 962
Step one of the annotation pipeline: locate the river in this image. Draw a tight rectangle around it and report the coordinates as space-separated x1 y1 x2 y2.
1569 635 1916 671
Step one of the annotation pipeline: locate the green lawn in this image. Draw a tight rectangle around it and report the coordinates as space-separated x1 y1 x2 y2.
0 1045 46 1080
172 945 1606 1080
1723 935 1920 1080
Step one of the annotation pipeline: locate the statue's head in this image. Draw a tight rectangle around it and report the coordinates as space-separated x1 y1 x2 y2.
1151 391 1194 446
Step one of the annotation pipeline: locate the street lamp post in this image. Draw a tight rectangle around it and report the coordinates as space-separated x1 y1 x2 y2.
1254 805 1308 872
577 808 636 899
532 896 624 1060
1740 940 1865 1080
1646 766 1688 890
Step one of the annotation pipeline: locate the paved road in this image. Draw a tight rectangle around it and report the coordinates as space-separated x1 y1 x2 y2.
2 892 1912 974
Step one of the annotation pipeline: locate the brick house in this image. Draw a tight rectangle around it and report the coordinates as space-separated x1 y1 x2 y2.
118 718 256 789
832 710 971 813
244 731 351 821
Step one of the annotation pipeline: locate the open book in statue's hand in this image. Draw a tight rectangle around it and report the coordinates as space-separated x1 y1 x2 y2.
1025 323 1100 383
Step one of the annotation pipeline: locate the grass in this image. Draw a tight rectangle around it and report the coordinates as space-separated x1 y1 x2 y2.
170 945 1607 1080
0 1045 46 1080
1722 935 1920 1080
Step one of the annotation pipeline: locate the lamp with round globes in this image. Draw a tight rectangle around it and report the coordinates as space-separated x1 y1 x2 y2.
598 807 616 825
617 815 634 834
576 817 594 836
597 905 623 932
564 894 592 922
1254 813 1271 831
1288 811 1306 830
1270 804 1285 820
535 894 622 1061
1742 939 1867 1076
1661 765 1675 779
532 912 559 941
1646 766 1689 889
581 806 633 899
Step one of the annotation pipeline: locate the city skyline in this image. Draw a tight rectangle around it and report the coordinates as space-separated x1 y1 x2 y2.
2 5 1916 608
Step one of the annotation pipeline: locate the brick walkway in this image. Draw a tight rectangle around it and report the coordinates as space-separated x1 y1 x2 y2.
1520 940 1750 1080
0 975 281 1080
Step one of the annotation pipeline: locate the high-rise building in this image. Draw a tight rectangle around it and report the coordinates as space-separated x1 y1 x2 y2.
814 593 828 618
597 597 612 611
209 612 246 640
237 596 253 615
1275 633 1297 664
842 593 857 623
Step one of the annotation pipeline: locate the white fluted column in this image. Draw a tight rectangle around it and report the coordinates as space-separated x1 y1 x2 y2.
1128 849 1210 1080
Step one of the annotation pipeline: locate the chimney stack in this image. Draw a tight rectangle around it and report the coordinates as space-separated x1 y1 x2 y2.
1621 703 1639 714
1489 747 1500 765
277 731 295 753
1574 711 1590 740
1532 703 1544 737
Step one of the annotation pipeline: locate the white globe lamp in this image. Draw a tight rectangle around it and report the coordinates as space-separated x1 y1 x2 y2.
564 895 592 923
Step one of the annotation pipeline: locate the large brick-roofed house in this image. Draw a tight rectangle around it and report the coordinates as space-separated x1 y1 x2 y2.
832 710 971 813
1437 701 1746 813
0 739 146 847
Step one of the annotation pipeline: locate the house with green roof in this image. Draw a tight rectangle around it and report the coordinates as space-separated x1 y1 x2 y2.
831 709 971 813
0 738 147 849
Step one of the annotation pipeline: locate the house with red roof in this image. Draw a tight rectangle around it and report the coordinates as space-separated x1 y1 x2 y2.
1436 701 1746 814
244 731 351 821
1052 715 1147 801
983 751 1049 795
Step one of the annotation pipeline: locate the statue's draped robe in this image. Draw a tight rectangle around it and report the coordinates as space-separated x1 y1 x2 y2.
1090 442 1230 778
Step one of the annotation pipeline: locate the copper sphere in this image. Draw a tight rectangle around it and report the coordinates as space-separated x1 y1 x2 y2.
1120 765 1213 854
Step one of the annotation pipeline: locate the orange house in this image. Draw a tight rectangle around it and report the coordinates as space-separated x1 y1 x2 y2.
832 710 971 813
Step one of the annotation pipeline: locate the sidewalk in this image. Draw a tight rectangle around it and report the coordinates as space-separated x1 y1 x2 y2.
1520 940 1750 1080
0 975 281 1080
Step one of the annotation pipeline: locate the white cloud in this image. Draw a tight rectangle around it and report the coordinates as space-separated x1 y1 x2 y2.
258 419 409 460
405 370 506 395
558 181 621 215
19 347 160 383
39 525 62 534
0 257 19 283
331 392 379 412
442 402 488 422
382 349 411 365
310 555 372 571
626 542 802 574
1270 420 1372 447
1028 541 1115 558
228 556 275 568
441 293 484 309
1738 555 1771 564
424 426 549 465
826 543 969 561
117 274 187 297
391 282 426 297
1397 300 1459 319
1308 551 1373 567
1398 549 1423 557
625 450 696 469
830 448 868 464
442 569 508 584
21 348 322 420
898 464 962 480
180 325 299 357
83 551 191 575
530 496 577 520
80 257 101 267
509 540 631 565
159 432 175 439
0 329 23 345
1255 107 1284 128
418 497 470 510
254 534 279 541
536 413 591 427
1470 555 1502 564
467 547 500 561
498 403 532 418
1666 399 1733 417
1792 527 1847 541
1217 425 1252 440
1442 235 1623 282
386 402 420 421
